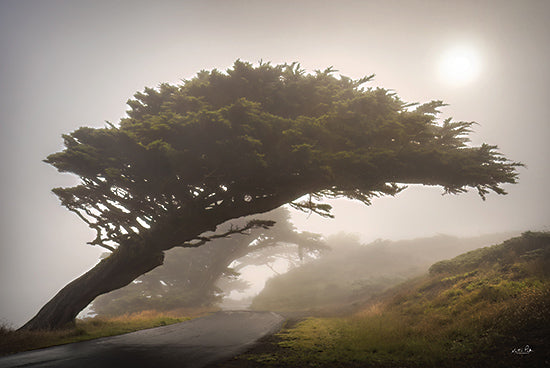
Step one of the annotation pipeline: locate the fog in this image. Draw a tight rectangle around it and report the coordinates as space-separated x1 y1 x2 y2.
1 0 549 328
250 232 519 313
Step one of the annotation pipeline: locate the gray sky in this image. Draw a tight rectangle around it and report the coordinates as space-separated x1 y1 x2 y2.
1 0 549 327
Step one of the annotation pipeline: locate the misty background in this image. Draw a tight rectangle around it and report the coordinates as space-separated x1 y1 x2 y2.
0 0 548 328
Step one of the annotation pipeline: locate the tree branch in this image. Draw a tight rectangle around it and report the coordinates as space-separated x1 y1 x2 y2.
175 219 276 248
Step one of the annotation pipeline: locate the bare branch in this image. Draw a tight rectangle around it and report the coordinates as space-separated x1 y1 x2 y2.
86 236 116 252
176 219 276 248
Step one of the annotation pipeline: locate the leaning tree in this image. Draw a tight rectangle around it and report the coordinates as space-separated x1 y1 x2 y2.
21 60 521 330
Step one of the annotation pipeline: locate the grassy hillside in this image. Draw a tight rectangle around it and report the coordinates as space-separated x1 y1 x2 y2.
241 232 550 367
251 232 517 314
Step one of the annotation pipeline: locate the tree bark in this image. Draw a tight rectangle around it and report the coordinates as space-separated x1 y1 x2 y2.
19 244 164 330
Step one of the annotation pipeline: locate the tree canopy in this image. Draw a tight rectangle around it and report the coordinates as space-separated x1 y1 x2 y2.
45 60 521 254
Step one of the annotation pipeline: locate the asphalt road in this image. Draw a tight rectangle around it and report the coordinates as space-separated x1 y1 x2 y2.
0 311 285 368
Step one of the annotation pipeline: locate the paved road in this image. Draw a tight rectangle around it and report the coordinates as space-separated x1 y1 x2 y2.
0 311 285 368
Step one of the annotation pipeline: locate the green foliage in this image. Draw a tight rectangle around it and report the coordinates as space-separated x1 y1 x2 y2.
45 60 521 253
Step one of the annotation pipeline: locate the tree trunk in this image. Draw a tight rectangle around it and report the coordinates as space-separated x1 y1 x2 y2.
19 244 164 330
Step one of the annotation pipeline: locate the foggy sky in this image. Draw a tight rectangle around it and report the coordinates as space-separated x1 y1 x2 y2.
1 0 549 327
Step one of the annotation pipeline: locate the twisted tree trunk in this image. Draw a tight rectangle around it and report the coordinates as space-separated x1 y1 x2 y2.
19 244 164 330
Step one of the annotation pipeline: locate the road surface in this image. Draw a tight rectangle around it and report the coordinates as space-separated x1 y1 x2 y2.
0 311 285 368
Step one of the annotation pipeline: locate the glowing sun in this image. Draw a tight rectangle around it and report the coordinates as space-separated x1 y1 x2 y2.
438 46 481 85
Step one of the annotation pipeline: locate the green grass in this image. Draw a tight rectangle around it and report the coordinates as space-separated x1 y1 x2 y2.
244 232 550 367
0 308 214 356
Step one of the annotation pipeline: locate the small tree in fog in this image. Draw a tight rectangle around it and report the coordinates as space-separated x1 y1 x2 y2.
22 61 521 330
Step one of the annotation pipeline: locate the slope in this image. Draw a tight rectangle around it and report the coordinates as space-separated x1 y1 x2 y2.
251 232 517 314
242 231 550 367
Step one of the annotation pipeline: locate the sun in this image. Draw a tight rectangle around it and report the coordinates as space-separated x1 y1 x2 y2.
438 46 481 85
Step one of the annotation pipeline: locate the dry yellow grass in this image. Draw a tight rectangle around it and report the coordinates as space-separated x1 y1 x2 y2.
0 307 216 356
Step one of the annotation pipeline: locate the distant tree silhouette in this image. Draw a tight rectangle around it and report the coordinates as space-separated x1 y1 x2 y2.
22 60 521 330
91 208 326 315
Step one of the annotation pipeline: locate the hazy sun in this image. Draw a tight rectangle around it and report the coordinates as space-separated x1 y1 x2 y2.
438 46 481 85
